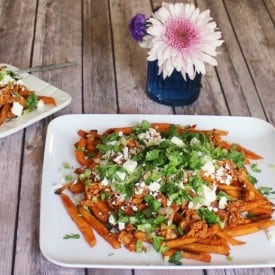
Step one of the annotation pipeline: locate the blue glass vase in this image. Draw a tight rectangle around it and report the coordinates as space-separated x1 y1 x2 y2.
146 61 201 106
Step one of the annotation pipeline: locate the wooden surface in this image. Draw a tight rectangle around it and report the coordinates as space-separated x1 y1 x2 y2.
0 0 274 274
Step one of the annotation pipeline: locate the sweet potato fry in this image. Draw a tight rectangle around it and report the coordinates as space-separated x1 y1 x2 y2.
164 236 197 248
215 230 245 246
78 206 121 249
82 199 109 222
163 248 211 263
38 95 56 105
60 193 96 247
181 242 230 256
75 137 89 166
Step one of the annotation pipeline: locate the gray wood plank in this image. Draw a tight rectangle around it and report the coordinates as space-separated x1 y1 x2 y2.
134 270 204 275
0 0 36 274
224 0 275 125
12 0 84 274
264 0 275 24
87 269 132 275
197 0 266 119
83 0 117 114
110 0 173 114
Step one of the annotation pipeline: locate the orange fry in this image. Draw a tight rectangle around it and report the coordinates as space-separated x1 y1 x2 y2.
78 206 121 249
38 95 56 105
60 193 96 247
163 248 211 263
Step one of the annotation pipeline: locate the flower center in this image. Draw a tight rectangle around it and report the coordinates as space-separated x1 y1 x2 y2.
164 18 199 49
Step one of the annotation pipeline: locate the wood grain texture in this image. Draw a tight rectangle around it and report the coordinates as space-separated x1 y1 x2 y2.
110 0 173 114
87 269 132 275
12 0 84 274
0 0 36 274
135 270 204 275
198 0 266 119
224 0 275 124
0 0 275 274
83 0 117 114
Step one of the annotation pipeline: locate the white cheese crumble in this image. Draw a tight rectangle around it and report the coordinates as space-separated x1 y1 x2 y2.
113 153 123 164
171 136 184 147
216 166 232 185
11 102 24 117
118 222 126 230
108 214 116 225
116 171 126 181
101 177 109 186
190 137 200 146
201 184 217 207
37 99 45 109
148 181 161 193
138 128 164 146
201 160 215 176
218 196 228 209
188 200 202 210
123 159 137 173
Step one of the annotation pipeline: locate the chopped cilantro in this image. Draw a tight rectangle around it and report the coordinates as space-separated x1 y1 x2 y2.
144 195 161 211
247 174 257 185
136 240 143 252
258 186 275 196
63 233 80 239
227 145 245 167
151 235 167 253
226 255 233 261
168 251 183 265
63 162 72 169
250 163 261 172
26 92 39 111
197 207 223 227
65 175 73 182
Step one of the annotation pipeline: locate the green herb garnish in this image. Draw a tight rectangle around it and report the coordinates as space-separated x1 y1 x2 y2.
63 233 80 239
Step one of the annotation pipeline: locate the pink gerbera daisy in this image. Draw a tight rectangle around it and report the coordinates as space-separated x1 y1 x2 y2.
142 3 223 79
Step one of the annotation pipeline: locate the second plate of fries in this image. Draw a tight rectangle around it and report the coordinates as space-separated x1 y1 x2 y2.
40 114 275 268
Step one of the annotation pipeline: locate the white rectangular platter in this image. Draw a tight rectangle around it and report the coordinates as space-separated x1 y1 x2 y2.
40 114 275 269
0 64 71 138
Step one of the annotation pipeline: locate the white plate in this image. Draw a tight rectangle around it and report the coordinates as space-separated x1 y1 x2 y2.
0 64 71 138
40 114 275 269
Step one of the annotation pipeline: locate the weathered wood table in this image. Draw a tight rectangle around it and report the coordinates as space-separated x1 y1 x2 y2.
0 0 275 274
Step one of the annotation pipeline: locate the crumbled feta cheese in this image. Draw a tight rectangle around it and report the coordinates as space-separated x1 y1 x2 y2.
135 181 146 195
171 136 184 147
267 229 275 243
11 102 23 117
216 166 232 185
138 128 163 146
202 160 215 176
101 177 109 186
122 146 129 160
116 171 126 181
37 99 45 109
190 137 200 146
201 184 217 207
188 200 202 210
109 214 116 225
123 159 137 173
149 181 161 193
218 196 228 209
113 153 123 164
118 222 125 230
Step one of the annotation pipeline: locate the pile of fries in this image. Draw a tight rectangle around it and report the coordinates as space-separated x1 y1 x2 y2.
56 121 275 264
0 66 56 125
